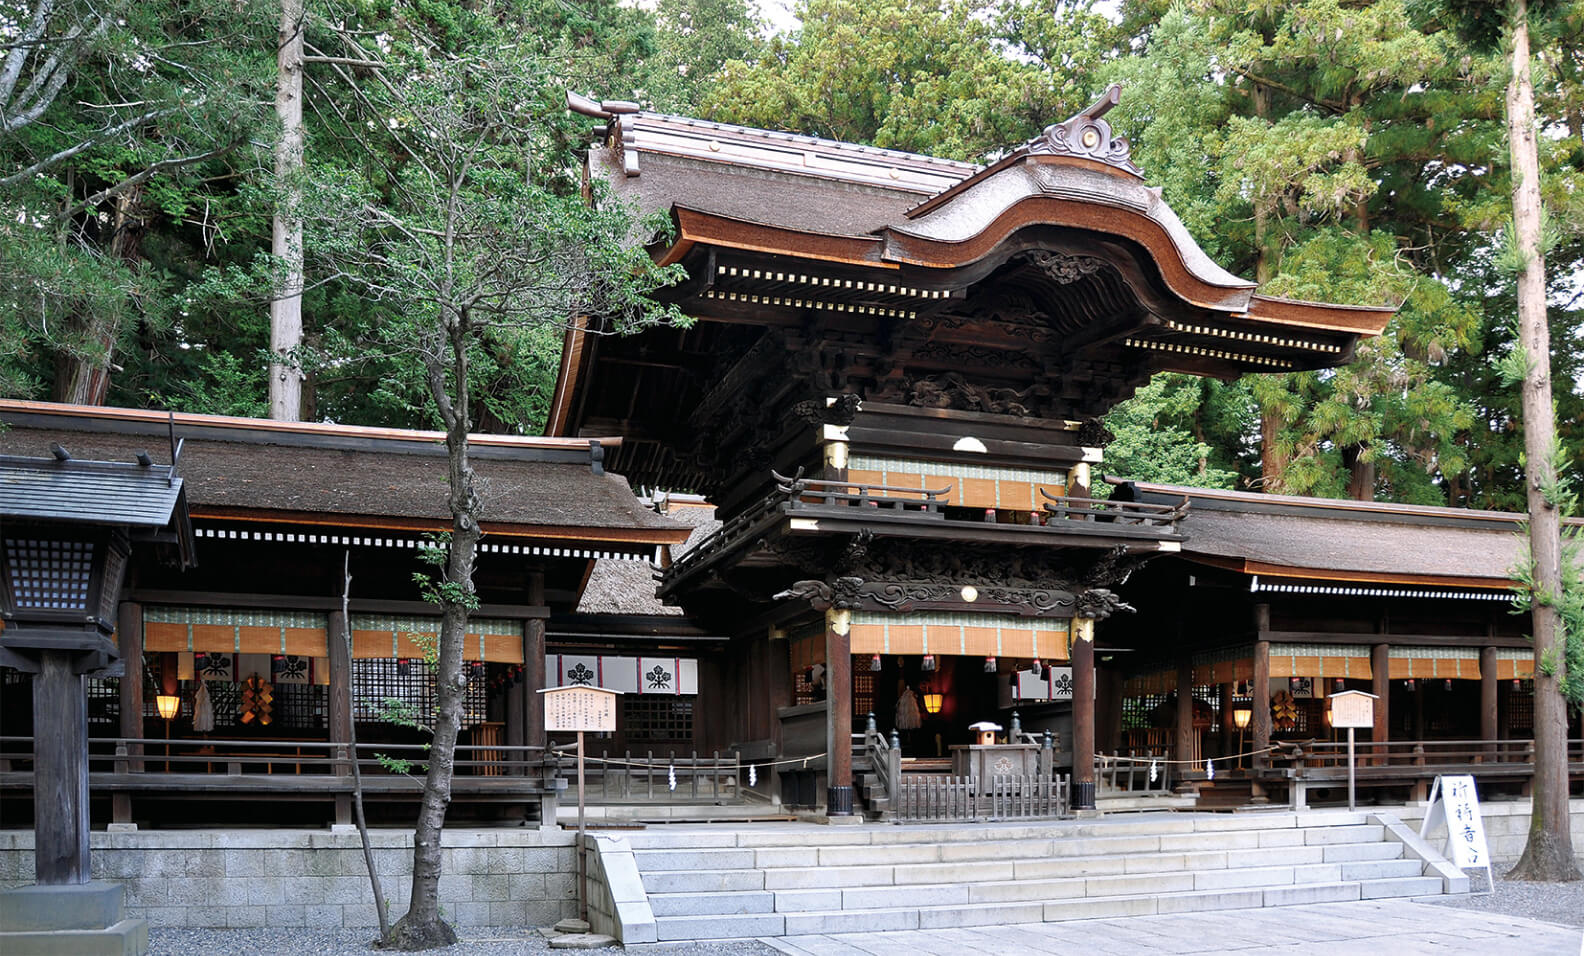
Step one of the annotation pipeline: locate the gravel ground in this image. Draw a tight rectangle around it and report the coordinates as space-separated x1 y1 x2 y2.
1426 856 1584 927
147 927 776 955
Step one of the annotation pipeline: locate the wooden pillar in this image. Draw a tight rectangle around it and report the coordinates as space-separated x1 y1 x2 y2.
33 652 90 884
1218 682 1234 758
1252 605 1271 762
1371 643 1391 744
117 601 144 772
824 609 853 814
1071 617 1096 809
1174 653 1194 769
1480 644 1498 749
524 572 547 754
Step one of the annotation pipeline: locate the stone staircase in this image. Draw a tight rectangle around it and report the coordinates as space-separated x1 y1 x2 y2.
609 811 1466 942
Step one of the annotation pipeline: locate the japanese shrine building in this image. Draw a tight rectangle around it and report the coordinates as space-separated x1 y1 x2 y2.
551 88 1397 811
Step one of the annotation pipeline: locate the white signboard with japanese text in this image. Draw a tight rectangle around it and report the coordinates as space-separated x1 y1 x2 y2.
1420 774 1493 893
540 685 619 733
1329 690 1376 728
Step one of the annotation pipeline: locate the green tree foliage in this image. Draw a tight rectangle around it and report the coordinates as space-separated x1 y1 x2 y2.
704 0 1119 161
1101 374 1247 489
1102 0 1584 504
0 0 276 405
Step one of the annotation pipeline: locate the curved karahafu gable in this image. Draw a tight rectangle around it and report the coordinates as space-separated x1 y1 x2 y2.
556 88 1396 491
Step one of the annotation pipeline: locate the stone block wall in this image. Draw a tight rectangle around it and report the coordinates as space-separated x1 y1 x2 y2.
1392 797 1584 864
0 827 577 929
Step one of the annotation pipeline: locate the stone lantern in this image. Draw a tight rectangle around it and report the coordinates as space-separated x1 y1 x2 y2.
0 448 194 954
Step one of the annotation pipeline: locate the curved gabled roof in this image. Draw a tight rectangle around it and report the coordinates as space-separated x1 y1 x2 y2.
570 87 1391 338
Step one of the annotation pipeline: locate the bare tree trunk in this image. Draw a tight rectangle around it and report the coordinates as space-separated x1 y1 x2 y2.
389 311 477 949
339 552 391 942
1504 0 1581 883
269 0 305 421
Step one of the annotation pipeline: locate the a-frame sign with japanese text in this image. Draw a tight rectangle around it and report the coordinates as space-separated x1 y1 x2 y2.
1419 774 1494 894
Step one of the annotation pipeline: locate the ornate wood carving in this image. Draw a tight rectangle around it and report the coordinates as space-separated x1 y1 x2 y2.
1025 84 1141 176
870 372 1055 418
1024 251 1109 285
774 541 1088 616
1076 417 1116 448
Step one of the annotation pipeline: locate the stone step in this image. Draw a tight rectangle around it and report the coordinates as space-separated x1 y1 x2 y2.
640 868 766 893
649 873 1428 940
629 826 1386 872
619 810 1373 850
1323 840 1406 862
650 859 1395 920
1359 875 1445 899
653 913 786 941
647 890 776 917
1340 859 1424 881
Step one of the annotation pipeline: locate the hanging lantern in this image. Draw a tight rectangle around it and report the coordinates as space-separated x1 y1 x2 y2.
1512 678 1521 691
1444 679 1453 692
1289 676 1300 691
1333 677 1345 691
396 658 412 676
1405 679 1416 692
983 656 997 673
869 653 883 672
921 654 937 672
1030 658 1043 677
922 692 944 715
155 694 180 721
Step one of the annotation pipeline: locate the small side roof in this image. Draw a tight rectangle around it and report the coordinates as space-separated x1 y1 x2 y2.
0 454 185 528
1118 480 1573 589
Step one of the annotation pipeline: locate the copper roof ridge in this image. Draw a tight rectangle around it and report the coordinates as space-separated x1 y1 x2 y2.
1126 479 1560 525
1249 291 1398 313
0 400 623 449
628 111 982 171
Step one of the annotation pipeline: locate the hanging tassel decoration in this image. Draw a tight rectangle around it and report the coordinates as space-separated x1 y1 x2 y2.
1148 759 1158 784
1205 759 1215 781
668 763 677 792
748 764 757 788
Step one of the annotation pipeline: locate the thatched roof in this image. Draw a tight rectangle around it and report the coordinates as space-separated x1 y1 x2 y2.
577 501 719 614
0 401 688 546
1122 481 1572 588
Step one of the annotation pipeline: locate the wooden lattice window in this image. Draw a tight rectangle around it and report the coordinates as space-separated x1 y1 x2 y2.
85 677 119 730
622 696 694 743
852 668 874 718
351 659 486 727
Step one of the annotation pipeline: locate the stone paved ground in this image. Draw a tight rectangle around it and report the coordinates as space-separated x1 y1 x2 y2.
756 900 1584 956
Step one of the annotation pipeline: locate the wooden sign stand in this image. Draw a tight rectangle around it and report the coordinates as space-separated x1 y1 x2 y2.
1327 690 1378 812
540 686 620 924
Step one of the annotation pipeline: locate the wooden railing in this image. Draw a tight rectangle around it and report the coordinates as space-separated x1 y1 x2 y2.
1097 749 1175 794
893 774 1068 823
0 735 556 778
1039 488 1189 529
776 470 953 517
1270 738 1584 778
552 746 741 803
859 716 1068 823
